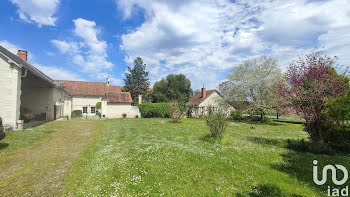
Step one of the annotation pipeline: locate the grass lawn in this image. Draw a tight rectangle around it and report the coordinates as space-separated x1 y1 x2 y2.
1 118 349 196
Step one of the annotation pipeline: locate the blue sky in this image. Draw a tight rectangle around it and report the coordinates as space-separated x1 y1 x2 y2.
0 0 349 89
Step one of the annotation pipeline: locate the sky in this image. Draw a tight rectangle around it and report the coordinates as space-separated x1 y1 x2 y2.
0 0 349 89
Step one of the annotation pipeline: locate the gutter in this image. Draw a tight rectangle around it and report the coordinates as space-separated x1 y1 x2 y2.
0 50 22 68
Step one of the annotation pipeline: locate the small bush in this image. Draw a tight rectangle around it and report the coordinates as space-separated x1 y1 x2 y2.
95 102 101 110
138 103 171 118
322 122 350 150
71 110 83 118
229 110 243 121
122 113 127 118
169 102 187 123
248 115 270 122
325 91 350 125
135 115 139 118
286 139 338 154
319 91 350 148
206 112 228 139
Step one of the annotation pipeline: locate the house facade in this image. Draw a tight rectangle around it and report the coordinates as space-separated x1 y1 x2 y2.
0 45 140 130
187 86 234 117
56 80 140 119
0 46 69 130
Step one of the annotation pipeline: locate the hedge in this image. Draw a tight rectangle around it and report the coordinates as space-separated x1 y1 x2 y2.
138 103 171 118
71 110 83 118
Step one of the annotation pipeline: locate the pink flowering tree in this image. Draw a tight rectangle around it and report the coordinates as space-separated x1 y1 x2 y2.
277 52 349 141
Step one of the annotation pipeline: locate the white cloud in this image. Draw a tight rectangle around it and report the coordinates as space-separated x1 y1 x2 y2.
0 40 35 61
118 0 350 89
33 64 83 81
51 40 79 54
71 18 114 73
9 0 60 27
51 18 116 82
318 28 350 65
0 40 20 54
73 18 107 54
0 40 82 81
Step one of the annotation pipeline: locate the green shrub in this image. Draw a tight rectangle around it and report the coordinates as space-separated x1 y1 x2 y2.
96 102 101 110
169 102 187 123
138 103 171 118
248 115 270 122
320 91 350 149
229 110 243 121
286 139 338 154
122 113 127 118
322 124 350 149
71 110 83 118
206 112 229 139
325 91 350 125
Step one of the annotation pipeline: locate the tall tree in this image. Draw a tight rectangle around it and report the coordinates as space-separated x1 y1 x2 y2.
219 56 283 120
123 57 150 104
152 74 193 103
277 52 349 141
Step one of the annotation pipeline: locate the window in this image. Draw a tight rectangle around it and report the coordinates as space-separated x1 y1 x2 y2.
91 107 96 114
83 107 87 113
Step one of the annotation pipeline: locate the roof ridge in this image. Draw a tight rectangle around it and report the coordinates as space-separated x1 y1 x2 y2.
55 80 123 87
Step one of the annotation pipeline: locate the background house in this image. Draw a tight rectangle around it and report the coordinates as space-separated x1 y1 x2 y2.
56 80 140 119
187 86 234 117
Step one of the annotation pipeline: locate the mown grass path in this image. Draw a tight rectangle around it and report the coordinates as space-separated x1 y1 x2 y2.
0 120 105 196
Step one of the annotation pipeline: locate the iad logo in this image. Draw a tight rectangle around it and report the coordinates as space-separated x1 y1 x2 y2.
313 160 349 196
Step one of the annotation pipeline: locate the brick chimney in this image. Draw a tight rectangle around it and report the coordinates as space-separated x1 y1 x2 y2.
17 50 28 61
201 86 206 98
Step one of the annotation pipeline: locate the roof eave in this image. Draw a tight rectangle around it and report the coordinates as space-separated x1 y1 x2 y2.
0 51 22 69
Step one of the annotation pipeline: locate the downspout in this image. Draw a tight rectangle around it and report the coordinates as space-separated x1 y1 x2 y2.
21 68 27 77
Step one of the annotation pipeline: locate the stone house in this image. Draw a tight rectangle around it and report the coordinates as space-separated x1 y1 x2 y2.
56 80 140 119
187 86 234 117
0 45 140 130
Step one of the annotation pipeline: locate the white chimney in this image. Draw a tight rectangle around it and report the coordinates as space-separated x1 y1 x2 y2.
138 94 142 104
106 77 110 86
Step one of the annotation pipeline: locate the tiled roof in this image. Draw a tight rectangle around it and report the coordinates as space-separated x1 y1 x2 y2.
55 80 132 103
0 45 132 103
106 92 133 103
55 80 122 95
186 89 220 106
